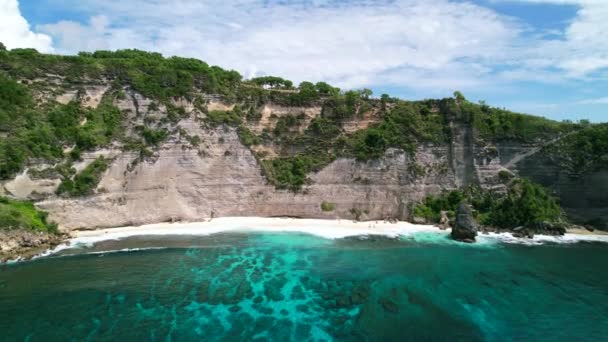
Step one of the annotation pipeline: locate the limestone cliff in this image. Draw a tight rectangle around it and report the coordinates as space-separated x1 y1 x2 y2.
0 50 605 232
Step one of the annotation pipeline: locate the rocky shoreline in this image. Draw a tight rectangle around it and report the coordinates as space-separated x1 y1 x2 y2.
1 217 606 264
448 203 572 243
0 230 68 263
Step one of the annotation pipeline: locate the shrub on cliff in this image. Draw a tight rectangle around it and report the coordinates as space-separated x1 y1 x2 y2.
413 190 466 222
261 157 310 191
0 197 57 233
205 110 243 127
548 123 608 174
57 156 110 197
0 74 125 180
415 179 563 230
321 201 336 212
486 179 562 229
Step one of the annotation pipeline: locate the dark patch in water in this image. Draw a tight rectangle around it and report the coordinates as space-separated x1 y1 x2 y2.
1 233 607 340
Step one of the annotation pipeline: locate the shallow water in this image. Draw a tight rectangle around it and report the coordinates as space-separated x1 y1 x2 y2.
1 232 607 341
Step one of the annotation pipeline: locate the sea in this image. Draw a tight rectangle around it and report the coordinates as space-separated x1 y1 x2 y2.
1 230 607 341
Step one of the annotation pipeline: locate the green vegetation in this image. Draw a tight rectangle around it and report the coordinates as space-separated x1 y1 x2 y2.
548 123 608 174
141 127 168 146
413 189 466 223
248 76 293 89
1 48 242 100
0 48 243 181
347 101 447 160
259 117 343 191
57 156 110 197
273 114 305 137
261 98 447 189
0 47 601 234
0 197 57 232
237 125 261 146
322 90 368 120
414 179 564 230
448 95 576 142
487 179 562 229
205 110 243 127
349 207 369 221
498 170 514 183
261 157 317 191
321 201 336 212
0 73 124 180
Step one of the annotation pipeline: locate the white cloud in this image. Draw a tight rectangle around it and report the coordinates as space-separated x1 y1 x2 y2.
578 97 608 104
35 0 521 91
41 15 154 53
4 0 607 97
0 0 53 52
504 0 608 77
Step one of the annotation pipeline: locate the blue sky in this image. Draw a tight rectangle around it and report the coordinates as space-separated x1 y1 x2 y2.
2 0 607 122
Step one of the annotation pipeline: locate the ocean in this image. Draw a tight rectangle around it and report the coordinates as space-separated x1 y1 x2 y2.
1 231 607 341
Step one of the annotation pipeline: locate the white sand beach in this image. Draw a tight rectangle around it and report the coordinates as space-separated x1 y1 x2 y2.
71 217 443 243
67 217 608 247
19 217 606 261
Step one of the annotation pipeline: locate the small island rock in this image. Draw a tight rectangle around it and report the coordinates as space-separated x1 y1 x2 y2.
451 203 478 243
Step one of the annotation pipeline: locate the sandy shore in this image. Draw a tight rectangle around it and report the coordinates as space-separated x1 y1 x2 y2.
72 217 443 243
11 217 605 262
566 227 608 236
68 217 608 247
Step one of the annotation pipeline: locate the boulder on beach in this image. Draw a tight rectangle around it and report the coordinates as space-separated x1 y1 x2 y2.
451 203 478 243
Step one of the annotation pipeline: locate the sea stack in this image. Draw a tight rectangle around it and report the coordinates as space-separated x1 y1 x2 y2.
451 203 478 243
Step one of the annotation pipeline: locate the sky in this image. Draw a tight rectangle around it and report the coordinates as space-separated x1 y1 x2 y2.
1 0 606 122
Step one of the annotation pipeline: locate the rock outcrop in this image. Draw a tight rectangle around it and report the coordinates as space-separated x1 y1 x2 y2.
1 75 606 232
0 230 66 262
451 203 478 242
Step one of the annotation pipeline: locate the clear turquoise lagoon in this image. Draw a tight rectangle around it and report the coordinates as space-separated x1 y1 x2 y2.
1 232 607 341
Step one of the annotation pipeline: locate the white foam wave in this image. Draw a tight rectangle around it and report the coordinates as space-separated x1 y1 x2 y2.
68 247 169 256
69 217 443 245
477 232 608 245
18 218 608 262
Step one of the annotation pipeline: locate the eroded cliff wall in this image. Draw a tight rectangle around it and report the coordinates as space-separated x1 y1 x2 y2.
1 78 605 231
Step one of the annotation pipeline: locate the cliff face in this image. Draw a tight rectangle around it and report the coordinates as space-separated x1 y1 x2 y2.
516 152 608 227
0 76 605 231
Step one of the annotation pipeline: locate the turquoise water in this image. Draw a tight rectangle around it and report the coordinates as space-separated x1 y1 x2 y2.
1 232 607 341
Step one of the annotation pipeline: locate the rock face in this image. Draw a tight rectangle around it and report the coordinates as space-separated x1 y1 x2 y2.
1 78 606 231
0 230 66 262
516 152 608 229
451 203 478 242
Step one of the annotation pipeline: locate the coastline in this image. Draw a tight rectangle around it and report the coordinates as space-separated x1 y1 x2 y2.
71 217 608 240
71 217 443 242
4 217 608 263
63 217 608 250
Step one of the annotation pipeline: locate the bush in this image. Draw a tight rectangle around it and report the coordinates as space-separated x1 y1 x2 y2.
237 125 260 146
141 128 168 146
273 115 302 137
57 156 109 197
457 99 575 142
261 157 309 191
248 76 293 89
321 201 336 212
0 75 123 180
414 179 563 230
205 110 242 127
487 179 562 229
548 124 608 173
353 129 387 160
414 190 465 222
0 196 57 233
345 101 447 160
498 170 513 182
